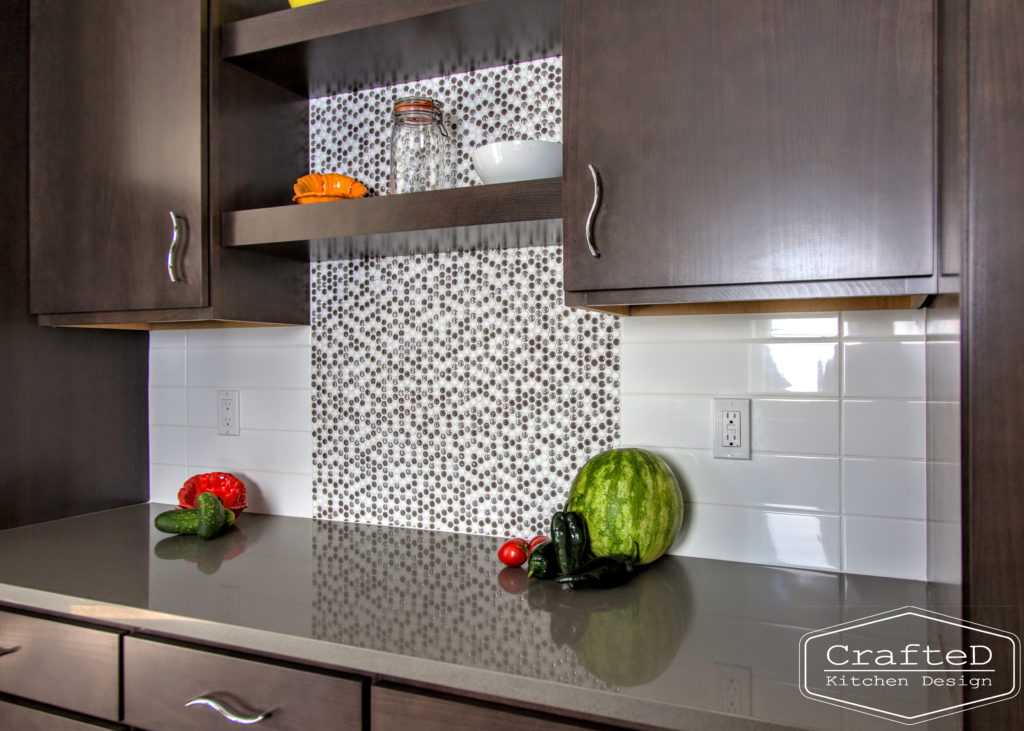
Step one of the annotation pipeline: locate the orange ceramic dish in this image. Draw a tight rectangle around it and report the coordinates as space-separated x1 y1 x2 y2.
292 173 368 203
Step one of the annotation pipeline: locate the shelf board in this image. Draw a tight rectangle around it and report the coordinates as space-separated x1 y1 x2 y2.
221 0 562 97
222 178 562 261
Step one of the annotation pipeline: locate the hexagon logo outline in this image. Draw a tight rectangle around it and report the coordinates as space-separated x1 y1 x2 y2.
799 606 1020 725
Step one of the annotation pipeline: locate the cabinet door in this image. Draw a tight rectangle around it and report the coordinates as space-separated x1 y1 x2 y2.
563 0 936 295
29 0 206 314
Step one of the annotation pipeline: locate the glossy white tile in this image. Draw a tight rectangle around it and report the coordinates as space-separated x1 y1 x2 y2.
926 340 960 402
842 458 927 519
621 395 711 448
149 463 190 504
186 388 312 433
149 347 186 387
843 400 926 459
187 427 311 476
751 399 840 455
149 331 187 348
927 461 961 523
149 387 187 427
843 516 927 580
927 402 960 460
186 347 310 389
621 312 838 342
186 326 311 349
927 521 962 584
658 449 840 512
149 425 188 466
621 342 838 396
841 310 925 338
186 464 313 518
843 341 926 399
671 504 841 572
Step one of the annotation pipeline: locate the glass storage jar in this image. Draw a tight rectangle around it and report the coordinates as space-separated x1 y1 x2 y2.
388 97 451 194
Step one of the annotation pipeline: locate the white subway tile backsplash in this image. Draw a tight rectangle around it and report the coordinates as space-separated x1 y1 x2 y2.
751 399 840 455
188 427 311 477
621 395 711 448
927 521 962 584
622 342 838 396
621 313 839 342
149 347 186 386
927 462 961 523
186 326 311 349
841 310 925 338
149 463 190 504
149 387 187 426
843 400 927 459
658 450 840 513
926 340 960 402
186 347 310 389
186 387 312 433
842 458 926 520
673 504 841 572
843 516 927 580
843 341 926 399
149 331 187 348
149 425 188 465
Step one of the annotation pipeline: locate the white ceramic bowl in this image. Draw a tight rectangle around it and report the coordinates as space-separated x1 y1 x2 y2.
471 140 563 184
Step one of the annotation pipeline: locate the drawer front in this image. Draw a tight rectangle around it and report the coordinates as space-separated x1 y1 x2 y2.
124 637 363 730
371 686 591 731
0 610 120 720
0 698 123 730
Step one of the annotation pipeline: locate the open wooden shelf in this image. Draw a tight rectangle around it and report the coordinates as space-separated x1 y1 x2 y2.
222 178 562 261
220 0 562 96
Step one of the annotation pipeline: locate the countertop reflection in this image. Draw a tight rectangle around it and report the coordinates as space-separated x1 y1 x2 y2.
0 504 962 730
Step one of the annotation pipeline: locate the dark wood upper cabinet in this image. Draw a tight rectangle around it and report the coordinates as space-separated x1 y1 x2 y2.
28 0 309 329
563 0 952 309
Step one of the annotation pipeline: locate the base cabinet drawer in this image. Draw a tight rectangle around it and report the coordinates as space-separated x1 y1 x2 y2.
0 697 124 730
123 636 363 730
371 685 596 731
0 610 121 721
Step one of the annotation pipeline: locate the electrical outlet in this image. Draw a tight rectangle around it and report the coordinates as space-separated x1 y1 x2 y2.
713 398 750 459
217 390 240 436
715 663 752 715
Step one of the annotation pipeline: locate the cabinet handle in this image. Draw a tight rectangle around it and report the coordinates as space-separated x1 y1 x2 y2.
185 696 270 725
585 164 602 258
167 211 187 283
0 645 21 658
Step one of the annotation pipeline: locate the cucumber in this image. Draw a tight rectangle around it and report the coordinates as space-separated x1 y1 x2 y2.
154 504 234 536
196 492 226 540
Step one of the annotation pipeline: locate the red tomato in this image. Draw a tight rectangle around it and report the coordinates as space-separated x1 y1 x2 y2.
498 538 529 567
528 535 550 553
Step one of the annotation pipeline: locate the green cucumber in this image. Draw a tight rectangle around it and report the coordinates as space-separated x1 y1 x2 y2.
154 506 234 535
196 492 226 539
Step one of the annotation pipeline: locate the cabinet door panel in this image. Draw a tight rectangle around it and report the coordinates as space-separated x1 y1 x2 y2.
29 0 206 314
564 0 935 294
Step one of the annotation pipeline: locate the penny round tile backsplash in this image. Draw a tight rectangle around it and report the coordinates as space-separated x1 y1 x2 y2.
309 57 620 537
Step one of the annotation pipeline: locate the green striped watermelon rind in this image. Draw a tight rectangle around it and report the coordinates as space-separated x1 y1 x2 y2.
564 448 683 565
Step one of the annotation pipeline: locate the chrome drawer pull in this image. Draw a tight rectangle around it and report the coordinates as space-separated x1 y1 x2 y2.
0 645 21 658
185 696 270 725
585 163 602 258
168 211 187 283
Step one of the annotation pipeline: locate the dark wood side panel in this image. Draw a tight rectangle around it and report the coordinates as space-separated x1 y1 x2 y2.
371 685 595 731
123 637 364 730
939 0 967 278
29 0 207 314
963 1 1024 728
0 0 149 527
0 611 121 721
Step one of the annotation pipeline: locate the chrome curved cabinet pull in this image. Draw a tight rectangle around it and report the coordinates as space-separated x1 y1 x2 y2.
0 645 21 658
585 164 602 258
168 211 187 283
185 696 270 725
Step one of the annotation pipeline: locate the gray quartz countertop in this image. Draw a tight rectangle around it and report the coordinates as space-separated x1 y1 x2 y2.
0 504 961 730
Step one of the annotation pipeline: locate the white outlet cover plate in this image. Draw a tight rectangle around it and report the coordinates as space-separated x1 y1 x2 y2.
713 397 751 459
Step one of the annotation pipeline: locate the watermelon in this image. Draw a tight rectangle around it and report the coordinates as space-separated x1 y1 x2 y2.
565 448 683 565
